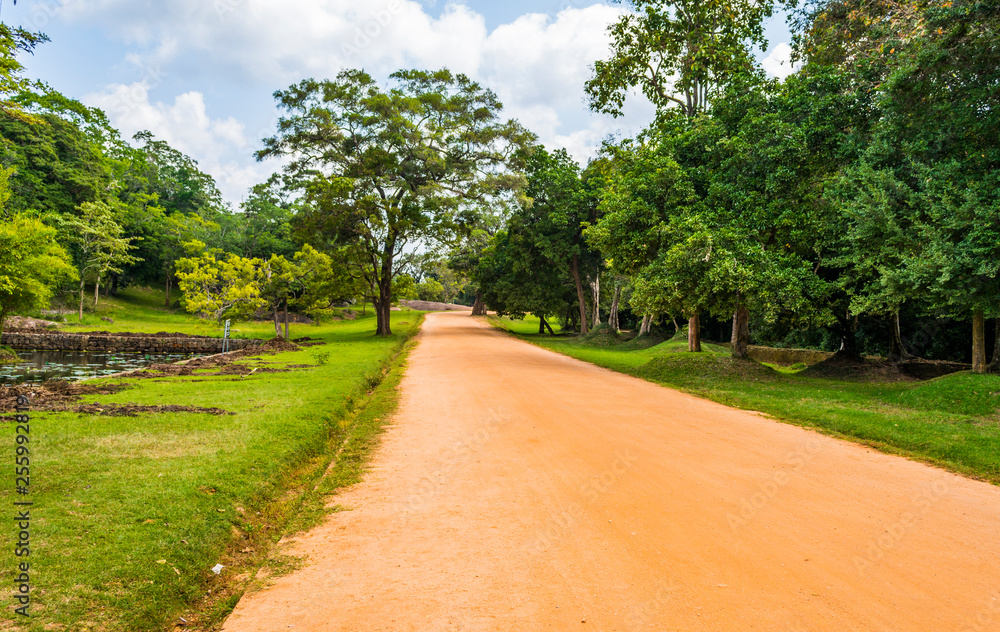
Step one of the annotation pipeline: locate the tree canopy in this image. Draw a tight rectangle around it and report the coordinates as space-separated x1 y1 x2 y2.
257 68 534 336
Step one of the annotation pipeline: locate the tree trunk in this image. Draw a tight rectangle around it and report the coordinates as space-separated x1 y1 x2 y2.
591 273 601 328
990 319 1000 373
165 275 172 308
78 277 86 321
537 315 555 335
471 290 487 316
972 309 986 374
609 284 621 332
688 313 702 353
375 281 393 336
93 275 102 308
639 314 652 335
542 316 555 335
889 309 914 362
284 300 290 340
273 307 282 338
731 302 750 359
570 254 588 335
375 241 395 337
837 311 861 358
378 297 393 336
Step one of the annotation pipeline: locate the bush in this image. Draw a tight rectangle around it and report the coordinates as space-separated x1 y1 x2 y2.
416 278 446 302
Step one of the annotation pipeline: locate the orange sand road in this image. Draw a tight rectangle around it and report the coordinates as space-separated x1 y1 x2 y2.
221 312 1000 631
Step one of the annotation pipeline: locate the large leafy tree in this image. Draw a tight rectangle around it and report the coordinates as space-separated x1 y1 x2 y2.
586 137 712 347
881 0 1000 373
112 131 232 297
0 110 111 218
586 0 779 118
235 179 297 261
698 72 863 357
258 68 534 336
260 245 354 338
586 0 780 348
475 148 603 335
814 0 1000 370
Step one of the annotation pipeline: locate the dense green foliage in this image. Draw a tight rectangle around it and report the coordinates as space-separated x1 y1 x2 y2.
586 0 778 117
0 214 75 334
256 68 534 336
470 0 1000 372
473 148 600 332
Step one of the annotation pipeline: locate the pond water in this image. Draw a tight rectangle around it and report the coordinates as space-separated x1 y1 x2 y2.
0 349 199 384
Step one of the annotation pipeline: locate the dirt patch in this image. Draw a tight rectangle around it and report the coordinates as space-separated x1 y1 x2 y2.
898 358 971 380
72 403 233 417
799 351 917 382
175 337 302 368
131 361 291 379
3 316 61 329
292 337 327 347
746 345 833 367
234 337 301 356
0 381 131 414
400 300 472 312
214 364 290 376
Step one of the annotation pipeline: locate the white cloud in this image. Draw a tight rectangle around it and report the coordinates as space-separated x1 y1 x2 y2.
69 1 656 201
762 43 799 80
475 5 651 166
85 82 274 206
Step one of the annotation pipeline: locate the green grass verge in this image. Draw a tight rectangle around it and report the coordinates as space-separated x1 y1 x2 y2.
492 316 1000 484
1 289 424 631
32 286 392 339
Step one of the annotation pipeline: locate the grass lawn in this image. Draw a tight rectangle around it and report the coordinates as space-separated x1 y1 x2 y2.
492 316 1000 485
1 289 423 631
40 286 318 338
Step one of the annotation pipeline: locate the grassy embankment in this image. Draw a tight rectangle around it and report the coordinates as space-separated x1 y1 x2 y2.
492 316 1000 485
1 288 423 631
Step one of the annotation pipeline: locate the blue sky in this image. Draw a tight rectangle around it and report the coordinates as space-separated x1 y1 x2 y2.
2 1 796 207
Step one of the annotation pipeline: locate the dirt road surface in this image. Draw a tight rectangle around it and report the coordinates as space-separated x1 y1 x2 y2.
222 312 1000 631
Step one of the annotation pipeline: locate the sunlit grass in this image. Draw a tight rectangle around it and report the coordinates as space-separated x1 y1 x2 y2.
0 288 423 631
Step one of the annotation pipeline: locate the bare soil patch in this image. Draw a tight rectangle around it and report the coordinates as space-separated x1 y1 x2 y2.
400 299 473 312
2 316 61 329
0 380 129 414
73 403 233 416
800 351 971 382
